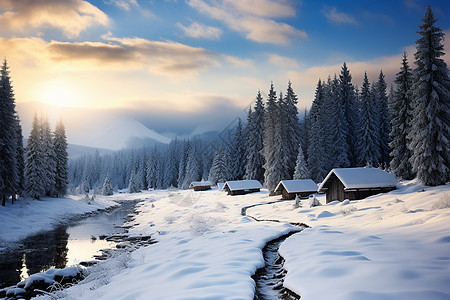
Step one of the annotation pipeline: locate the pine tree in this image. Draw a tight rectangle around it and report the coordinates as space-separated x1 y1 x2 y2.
102 173 114 196
408 6 450 186
24 114 46 199
339 63 358 166
389 52 414 179
284 81 301 177
54 118 68 197
229 119 247 180
208 147 229 185
245 91 265 182
375 70 391 168
307 79 328 182
293 144 310 179
164 139 180 188
182 141 202 189
128 170 140 193
356 73 381 167
263 83 280 192
330 74 350 168
0 59 22 205
41 115 56 196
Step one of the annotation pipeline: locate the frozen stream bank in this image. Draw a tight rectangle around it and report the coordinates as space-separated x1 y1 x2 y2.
242 201 306 299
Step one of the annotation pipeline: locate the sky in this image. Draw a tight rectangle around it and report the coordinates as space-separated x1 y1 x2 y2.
1 0 450 148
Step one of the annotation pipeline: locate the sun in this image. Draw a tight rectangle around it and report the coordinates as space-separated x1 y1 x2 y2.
40 80 77 107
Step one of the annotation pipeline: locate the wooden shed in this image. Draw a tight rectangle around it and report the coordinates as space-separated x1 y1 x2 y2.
222 180 262 196
189 181 212 191
318 168 396 203
274 179 318 200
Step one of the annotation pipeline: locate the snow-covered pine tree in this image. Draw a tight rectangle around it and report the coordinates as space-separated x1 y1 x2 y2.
245 91 265 182
320 76 336 173
265 92 288 195
164 139 180 188
375 70 391 168
41 114 56 196
182 141 202 189
54 118 68 197
146 147 159 189
263 83 280 193
24 114 46 199
208 147 230 185
284 81 301 177
356 73 381 167
128 170 140 193
408 6 450 186
307 79 328 182
330 74 350 168
0 59 22 205
13 116 24 201
389 52 415 179
339 63 358 166
229 119 247 180
102 173 114 196
293 144 310 179
177 141 190 188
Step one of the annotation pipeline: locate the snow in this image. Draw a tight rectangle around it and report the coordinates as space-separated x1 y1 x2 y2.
222 180 263 191
0 193 142 244
275 179 318 194
189 181 212 188
3 180 450 300
318 167 397 191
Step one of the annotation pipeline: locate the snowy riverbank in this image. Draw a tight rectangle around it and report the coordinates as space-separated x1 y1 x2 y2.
0 193 144 246
3 180 450 299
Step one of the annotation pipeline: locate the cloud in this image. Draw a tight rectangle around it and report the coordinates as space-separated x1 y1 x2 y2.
322 6 357 25
188 0 306 44
0 0 109 38
177 22 222 39
107 0 139 11
268 54 299 68
223 0 296 18
0 34 224 74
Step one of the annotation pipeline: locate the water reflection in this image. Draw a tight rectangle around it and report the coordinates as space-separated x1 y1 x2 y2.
0 202 134 288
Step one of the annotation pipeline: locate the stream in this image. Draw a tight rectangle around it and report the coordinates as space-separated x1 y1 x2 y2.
0 200 142 289
243 201 306 300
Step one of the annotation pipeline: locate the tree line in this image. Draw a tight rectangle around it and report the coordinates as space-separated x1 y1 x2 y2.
69 6 449 195
0 58 69 205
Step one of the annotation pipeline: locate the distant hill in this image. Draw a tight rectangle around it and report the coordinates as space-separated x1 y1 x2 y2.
67 144 114 159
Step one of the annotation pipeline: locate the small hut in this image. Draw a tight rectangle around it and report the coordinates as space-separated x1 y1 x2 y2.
318 168 396 203
274 179 318 200
189 181 212 191
222 180 262 196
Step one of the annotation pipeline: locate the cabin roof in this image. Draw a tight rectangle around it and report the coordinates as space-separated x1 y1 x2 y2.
318 168 396 192
222 180 262 191
189 181 212 188
275 179 318 194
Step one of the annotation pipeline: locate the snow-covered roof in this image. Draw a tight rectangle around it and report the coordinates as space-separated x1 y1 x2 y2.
222 180 262 191
217 182 225 190
189 181 212 188
318 168 396 192
275 179 318 194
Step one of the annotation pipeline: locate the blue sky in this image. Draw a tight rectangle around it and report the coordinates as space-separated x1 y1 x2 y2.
1 0 449 147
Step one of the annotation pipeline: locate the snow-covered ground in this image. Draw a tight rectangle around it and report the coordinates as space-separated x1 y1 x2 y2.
0 193 143 245
2 180 450 299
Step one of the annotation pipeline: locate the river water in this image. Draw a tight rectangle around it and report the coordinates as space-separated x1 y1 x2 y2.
0 201 136 289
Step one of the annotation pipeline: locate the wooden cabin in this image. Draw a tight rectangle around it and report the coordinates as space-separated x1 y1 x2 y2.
318 168 396 203
222 180 262 196
189 181 212 191
274 179 318 200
